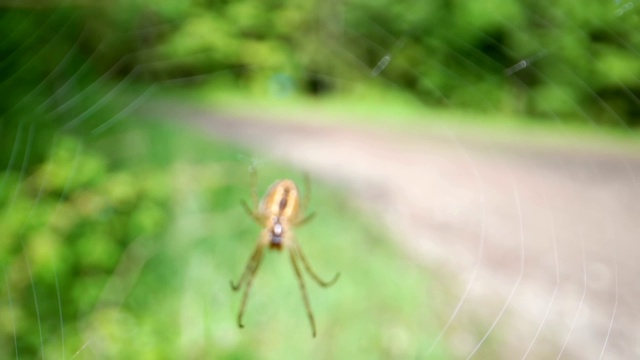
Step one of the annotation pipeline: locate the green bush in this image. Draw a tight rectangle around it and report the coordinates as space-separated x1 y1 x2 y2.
0 136 173 358
3 2 639 128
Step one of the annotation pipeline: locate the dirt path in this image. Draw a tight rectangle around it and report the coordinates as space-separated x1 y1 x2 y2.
155 105 640 359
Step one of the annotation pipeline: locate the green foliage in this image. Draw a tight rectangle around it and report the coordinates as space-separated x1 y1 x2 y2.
0 136 174 357
3 1 640 128
0 7 146 171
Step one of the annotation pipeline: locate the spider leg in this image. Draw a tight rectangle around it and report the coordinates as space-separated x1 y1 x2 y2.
249 164 259 208
302 172 311 211
294 211 316 226
230 238 265 290
235 243 265 328
295 174 316 226
240 199 262 225
289 248 317 338
294 240 340 287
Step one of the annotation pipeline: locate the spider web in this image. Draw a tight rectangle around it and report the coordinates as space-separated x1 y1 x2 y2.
1 1 639 359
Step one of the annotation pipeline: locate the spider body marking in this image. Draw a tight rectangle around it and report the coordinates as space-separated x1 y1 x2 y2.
231 174 340 338
260 180 298 249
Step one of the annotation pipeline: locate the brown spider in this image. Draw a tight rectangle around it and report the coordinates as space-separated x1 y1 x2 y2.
230 170 340 338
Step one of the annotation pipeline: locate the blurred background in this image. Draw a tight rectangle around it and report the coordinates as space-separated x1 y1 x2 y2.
1 0 639 359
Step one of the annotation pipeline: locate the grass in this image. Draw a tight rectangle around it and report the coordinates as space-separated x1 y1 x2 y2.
1 116 453 359
146 80 640 156
107 120 452 359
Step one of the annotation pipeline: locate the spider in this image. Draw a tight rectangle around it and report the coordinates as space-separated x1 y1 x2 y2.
230 170 340 338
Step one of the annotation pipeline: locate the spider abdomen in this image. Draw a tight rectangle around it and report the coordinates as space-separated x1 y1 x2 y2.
260 179 300 223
